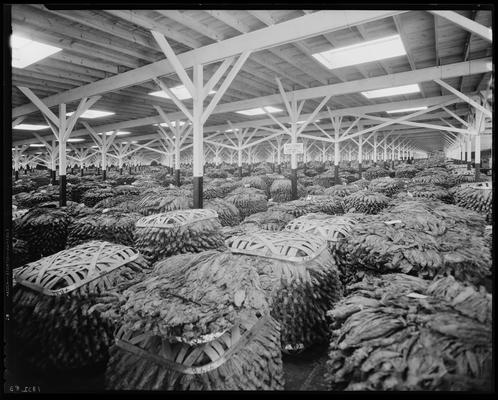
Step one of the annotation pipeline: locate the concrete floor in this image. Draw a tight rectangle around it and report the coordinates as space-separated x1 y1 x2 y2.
7 344 330 392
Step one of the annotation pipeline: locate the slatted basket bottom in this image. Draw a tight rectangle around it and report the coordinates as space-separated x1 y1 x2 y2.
105 315 284 390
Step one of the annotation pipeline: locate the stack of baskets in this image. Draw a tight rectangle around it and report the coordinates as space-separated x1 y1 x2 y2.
226 231 342 352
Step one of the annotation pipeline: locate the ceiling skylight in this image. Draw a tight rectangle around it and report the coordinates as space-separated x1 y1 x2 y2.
149 85 216 100
386 106 428 114
236 106 283 116
66 110 115 119
11 34 62 69
13 124 50 131
296 119 321 124
97 131 130 136
153 121 189 127
362 84 420 99
312 35 406 70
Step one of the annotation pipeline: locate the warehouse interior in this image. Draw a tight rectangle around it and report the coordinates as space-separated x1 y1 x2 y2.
7 6 494 392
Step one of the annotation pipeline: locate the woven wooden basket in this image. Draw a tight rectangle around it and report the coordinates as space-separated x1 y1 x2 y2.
15 241 140 296
226 230 327 263
134 209 224 264
105 314 284 390
135 209 218 229
12 241 150 371
285 214 357 249
226 231 342 351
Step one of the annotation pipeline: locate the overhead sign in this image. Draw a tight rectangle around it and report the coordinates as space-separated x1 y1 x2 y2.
284 143 304 155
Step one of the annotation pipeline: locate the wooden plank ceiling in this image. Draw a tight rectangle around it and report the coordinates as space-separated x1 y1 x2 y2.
11 6 493 155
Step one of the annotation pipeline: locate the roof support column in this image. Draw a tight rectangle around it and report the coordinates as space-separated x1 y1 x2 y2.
151 30 251 208
332 116 342 183
372 132 378 165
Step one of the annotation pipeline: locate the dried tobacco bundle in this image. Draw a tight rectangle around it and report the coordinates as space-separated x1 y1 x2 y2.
363 166 390 180
227 231 343 351
342 190 390 214
136 191 192 216
225 187 268 219
368 177 404 197
241 210 295 231
82 187 117 207
323 184 360 198
394 164 419 178
403 183 453 203
203 180 239 200
270 179 306 202
204 198 241 226
71 182 108 203
326 273 492 391
93 193 140 210
113 185 141 196
105 250 284 390
450 183 492 223
306 185 326 195
15 207 71 260
335 209 491 286
241 176 269 194
134 209 225 265
270 196 344 217
67 210 142 247
12 241 151 371
12 237 31 268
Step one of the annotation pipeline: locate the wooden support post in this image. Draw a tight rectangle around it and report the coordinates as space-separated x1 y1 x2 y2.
358 131 363 178
372 132 378 165
466 134 472 170
192 63 203 208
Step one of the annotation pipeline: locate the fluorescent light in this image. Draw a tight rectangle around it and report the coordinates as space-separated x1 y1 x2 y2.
362 84 420 99
29 143 45 147
98 131 130 136
11 34 62 69
296 119 321 124
66 109 115 119
236 106 283 116
67 138 85 142
387 106 428 114
312 35 406 70
122 141 138 144
13 124 50 131
91 145 99 148
149 85 216 100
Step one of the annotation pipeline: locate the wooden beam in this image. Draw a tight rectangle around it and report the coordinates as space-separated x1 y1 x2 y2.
429 10 492 42
434 79 491 117
13 10 407 117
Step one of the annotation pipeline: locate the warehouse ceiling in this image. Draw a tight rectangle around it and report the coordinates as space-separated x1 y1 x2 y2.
10 6 493 159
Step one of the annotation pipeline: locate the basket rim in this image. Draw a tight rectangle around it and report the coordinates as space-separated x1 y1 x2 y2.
14 240 139 296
